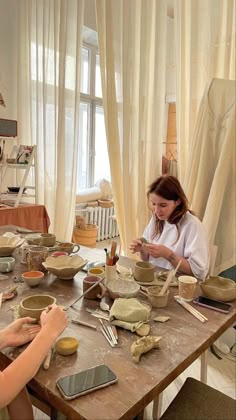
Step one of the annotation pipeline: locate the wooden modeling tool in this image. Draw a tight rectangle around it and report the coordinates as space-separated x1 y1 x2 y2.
159 260 181 296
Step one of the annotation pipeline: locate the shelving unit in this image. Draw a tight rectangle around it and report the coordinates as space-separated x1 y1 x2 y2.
0 145 38 207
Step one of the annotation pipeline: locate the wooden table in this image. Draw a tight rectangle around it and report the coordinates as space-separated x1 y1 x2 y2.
0 229 235 420
0 204 50 232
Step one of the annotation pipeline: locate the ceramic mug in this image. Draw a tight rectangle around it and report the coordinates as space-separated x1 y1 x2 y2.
88 267 105 279
0 257 15 273
40 233 56 247
178 276 197 301
134 261 155 283
20 244 37 264
27 246 49 272
104 264 117 286
57 242 80 255
83 275 106 300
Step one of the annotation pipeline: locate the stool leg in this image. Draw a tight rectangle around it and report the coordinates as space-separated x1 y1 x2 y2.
152 392 163 420
200 350 208 383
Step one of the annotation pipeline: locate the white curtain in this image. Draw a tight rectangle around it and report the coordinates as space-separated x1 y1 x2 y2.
17 0 84 241
175 0 235 182
96 0 167 255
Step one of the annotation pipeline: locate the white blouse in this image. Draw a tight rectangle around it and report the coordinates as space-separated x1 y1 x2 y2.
142 212 209 280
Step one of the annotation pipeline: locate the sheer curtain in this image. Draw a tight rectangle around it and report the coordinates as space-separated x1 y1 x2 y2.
96 0 167 255
17 0 84 240
174 0 235 182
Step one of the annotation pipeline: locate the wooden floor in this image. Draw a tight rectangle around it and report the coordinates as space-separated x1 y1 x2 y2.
33 238 236 419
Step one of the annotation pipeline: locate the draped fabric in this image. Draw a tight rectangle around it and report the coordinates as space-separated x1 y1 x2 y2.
184 79 235 274
17 0 84 241
174 0 235 182
96 0 167 255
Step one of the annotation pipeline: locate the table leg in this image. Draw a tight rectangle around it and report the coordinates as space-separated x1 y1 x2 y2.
200 350 208 383
152 392 163 420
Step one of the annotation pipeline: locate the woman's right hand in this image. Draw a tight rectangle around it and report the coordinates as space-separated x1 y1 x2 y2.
129 239 143 253
40 305 68 337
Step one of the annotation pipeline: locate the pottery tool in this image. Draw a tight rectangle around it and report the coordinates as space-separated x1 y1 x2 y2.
99 326 115 347
70 277 105 309
159 261 181 296
71 319 97 330
99 319 118 346
174 295 208 323
110 241 117 258
0 293 3 309
90 312 110 321
43 348 53 370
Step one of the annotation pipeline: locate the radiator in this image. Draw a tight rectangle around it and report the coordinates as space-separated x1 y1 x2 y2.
75 206 119 241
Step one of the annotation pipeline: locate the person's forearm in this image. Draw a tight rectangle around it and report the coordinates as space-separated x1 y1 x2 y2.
0 330 9 350
166 251 193 275
0 325 59 408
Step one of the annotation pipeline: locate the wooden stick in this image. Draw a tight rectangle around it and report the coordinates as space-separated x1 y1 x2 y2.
174 295 208 323
70 277 104 309
159 261 181 296
43 348 53 370
110 240 117 257
71 319 97 330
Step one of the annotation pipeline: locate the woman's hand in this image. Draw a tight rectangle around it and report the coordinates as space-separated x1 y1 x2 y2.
143 244 170 259
129 239 144 254
0 318 41 349
40 305 68 337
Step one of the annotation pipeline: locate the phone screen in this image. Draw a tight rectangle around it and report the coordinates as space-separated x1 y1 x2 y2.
56 364 117 398
194 296 231 312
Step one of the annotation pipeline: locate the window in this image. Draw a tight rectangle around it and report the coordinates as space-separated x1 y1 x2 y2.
77 43 111 191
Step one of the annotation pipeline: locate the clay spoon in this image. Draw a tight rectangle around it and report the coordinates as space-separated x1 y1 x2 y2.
100 300 110 313
158 260 181 296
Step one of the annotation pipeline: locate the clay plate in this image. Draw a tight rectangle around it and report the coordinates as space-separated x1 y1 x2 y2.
42 255 88 279
0 235 25 257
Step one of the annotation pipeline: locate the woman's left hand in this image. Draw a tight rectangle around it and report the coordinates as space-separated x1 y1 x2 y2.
143 244 170 259
0 317 41 349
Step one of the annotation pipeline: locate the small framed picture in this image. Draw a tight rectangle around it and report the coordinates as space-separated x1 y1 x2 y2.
16 145 33 164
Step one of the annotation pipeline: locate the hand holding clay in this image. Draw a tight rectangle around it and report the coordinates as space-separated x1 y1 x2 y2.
0 317 41 349
40 305 68 337
131 335 162 363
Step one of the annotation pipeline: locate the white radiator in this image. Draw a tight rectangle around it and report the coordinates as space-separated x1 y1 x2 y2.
75 206 119 241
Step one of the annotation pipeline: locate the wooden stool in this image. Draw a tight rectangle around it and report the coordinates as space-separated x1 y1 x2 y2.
160 377 235 420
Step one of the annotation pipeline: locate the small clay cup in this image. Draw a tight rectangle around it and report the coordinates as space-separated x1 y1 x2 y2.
22 271 44 287
178 276 197 302
57 242 80 255
88 267 105 278
147 286 169 308
83 275 106 300
134 261 155 283
19 294 56 320
40 233 56 247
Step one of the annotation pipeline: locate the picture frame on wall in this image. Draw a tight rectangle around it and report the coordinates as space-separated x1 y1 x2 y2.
16 145 33 164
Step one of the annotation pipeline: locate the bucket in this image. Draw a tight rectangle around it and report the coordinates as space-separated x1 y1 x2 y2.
73 224 98 248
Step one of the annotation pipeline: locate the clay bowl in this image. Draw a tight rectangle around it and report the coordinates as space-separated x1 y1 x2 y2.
200 276 236 302
0 235 25 257
42 255 88 279
22 271 44 287
143 286 169 308
134 261 155 283
55 337 79 356
19 294 56 320
107 276 140 300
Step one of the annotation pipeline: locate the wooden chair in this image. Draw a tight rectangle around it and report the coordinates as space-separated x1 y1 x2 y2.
159 377 235 420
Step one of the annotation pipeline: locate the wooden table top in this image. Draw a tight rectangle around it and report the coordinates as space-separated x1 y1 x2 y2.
0 227 235 419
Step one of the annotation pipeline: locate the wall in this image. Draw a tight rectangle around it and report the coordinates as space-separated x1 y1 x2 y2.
0 0 18 120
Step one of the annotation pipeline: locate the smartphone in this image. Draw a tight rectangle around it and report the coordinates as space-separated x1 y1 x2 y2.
56 364 117 400
193 296 232 314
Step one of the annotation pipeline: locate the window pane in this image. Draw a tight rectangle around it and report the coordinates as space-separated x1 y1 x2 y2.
95 53 102 98
94 106 111 183
77 102 90 190
80 48 90 94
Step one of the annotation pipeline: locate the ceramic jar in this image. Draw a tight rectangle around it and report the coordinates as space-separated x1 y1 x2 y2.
27 246 49 272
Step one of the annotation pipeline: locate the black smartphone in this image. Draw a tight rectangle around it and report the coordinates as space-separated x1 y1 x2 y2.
56 364 117 400
193 296 232 314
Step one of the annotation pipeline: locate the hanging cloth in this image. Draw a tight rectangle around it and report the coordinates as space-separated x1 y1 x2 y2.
184 78 236 274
